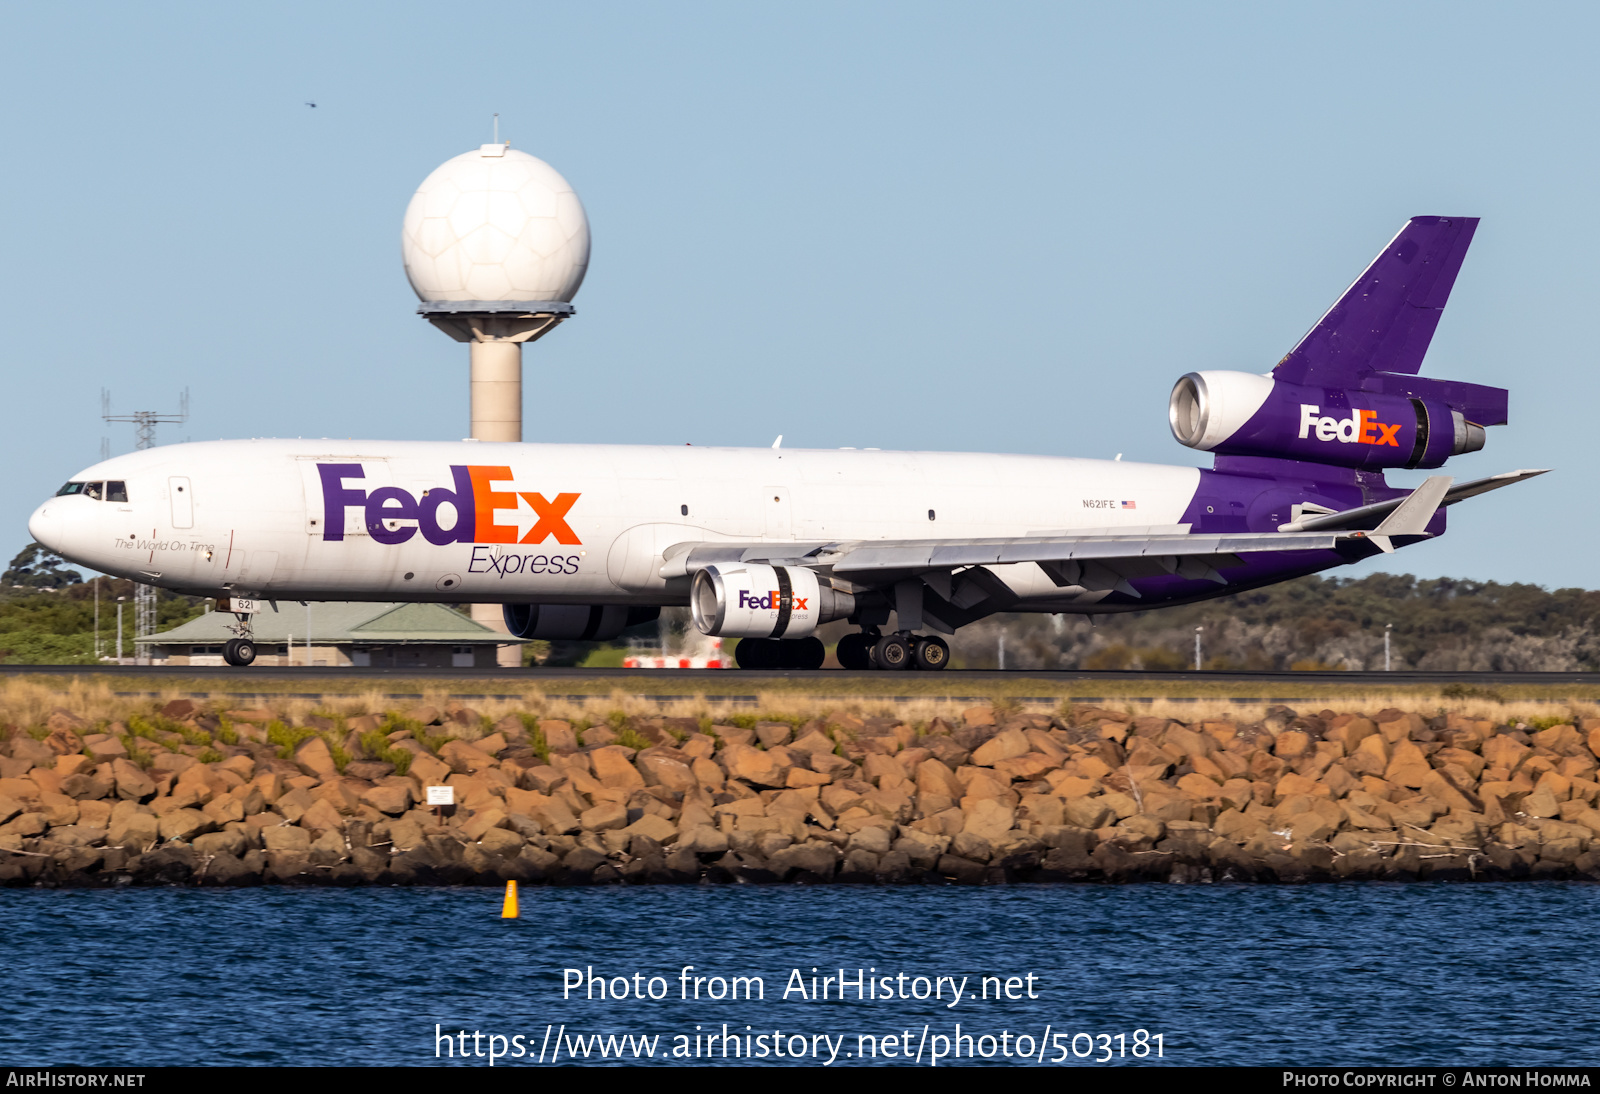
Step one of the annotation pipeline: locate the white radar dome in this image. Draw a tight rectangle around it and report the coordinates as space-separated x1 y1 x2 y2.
402 144 590 303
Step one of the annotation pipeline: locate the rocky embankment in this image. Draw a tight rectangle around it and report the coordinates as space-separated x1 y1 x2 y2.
3 700 1600 886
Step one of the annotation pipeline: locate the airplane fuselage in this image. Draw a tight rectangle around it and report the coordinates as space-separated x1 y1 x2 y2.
27 438 1377 613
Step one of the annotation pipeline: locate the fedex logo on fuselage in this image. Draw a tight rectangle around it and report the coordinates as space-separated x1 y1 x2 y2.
317 464 580 546
738 590 809 612
1297 405 1402 447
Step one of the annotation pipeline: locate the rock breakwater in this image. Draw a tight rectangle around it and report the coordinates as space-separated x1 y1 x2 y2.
3 699 1600 886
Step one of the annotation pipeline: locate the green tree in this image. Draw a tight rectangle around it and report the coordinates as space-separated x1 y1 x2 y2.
3 542 82 589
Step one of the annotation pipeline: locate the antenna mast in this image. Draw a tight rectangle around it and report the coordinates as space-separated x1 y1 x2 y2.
101 389 190 662
103 388 188 452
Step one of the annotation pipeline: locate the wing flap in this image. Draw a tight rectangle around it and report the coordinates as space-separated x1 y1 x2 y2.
661 531 1347 582
829 531 1341 574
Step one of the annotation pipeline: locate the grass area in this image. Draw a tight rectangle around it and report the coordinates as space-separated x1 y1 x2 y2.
5 671 1600 735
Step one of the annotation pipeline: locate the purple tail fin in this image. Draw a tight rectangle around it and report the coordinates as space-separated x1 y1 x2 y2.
1274 216 1479 387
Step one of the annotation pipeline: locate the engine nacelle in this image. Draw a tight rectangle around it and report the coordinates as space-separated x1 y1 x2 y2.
1169 370 1493 470
690 564 855 639
503 604 660 641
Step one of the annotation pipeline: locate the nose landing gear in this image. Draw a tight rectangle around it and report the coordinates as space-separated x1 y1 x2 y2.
222 637 257 667
222 604 258 667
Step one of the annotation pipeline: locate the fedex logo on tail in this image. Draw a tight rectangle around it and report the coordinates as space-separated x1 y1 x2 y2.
738 589 808 611
317 464 580 546
1297 405 1402 447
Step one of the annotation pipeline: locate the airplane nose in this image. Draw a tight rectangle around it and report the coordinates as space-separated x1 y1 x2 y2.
28 500 59 552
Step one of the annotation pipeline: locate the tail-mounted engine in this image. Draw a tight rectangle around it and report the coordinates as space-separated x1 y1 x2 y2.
1168 370 1506 470
690 564 855 639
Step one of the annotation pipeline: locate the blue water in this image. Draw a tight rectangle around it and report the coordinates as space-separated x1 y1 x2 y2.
1 883 1595 1067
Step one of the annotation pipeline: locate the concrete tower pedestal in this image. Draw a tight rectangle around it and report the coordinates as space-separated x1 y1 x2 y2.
416 300 577 442
419 302 575 664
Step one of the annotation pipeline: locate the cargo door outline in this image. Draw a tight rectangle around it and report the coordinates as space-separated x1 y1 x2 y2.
298 458 392 537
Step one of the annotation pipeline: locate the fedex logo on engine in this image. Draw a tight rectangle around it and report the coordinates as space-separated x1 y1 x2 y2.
738 590 809 611
317 464 580 546
1297 405 1402 447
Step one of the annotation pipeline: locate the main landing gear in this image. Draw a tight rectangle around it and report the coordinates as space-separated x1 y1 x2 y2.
835 629 949 671
733 635 827 670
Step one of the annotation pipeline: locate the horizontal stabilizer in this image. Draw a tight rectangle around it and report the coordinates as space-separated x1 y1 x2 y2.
1278 469 1548 532
1275 217 1479 387
1440 467 1549 503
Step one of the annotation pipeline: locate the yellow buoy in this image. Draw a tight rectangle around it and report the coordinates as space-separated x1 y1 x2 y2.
501 880 519 919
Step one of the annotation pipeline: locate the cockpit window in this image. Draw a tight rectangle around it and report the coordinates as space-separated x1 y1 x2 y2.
53 480 127 501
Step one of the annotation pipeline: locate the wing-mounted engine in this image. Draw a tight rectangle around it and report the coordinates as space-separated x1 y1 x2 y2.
1169 216 1507 471
690 563 855 639
503 604 660 641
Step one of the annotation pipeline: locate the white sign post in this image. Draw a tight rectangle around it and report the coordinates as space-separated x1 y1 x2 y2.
425 785 455 826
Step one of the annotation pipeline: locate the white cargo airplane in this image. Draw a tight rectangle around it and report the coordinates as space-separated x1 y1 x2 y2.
29 217 1541 669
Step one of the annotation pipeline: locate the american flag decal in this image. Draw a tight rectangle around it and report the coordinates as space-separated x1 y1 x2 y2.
1121 500 1137 509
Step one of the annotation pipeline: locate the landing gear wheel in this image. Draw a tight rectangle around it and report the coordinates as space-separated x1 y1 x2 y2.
734 638 780 669
778 636 826 670
913 635 950 671
873 634 912 670
222 638 257 667
836 632 872 670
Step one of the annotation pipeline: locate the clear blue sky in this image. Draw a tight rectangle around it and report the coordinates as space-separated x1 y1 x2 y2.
0 3 1588 587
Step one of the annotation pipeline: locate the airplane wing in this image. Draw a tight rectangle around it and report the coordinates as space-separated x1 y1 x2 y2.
655 471 1529 631
662 527 1363 595
659 525 1378 632
814 529 1346 575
